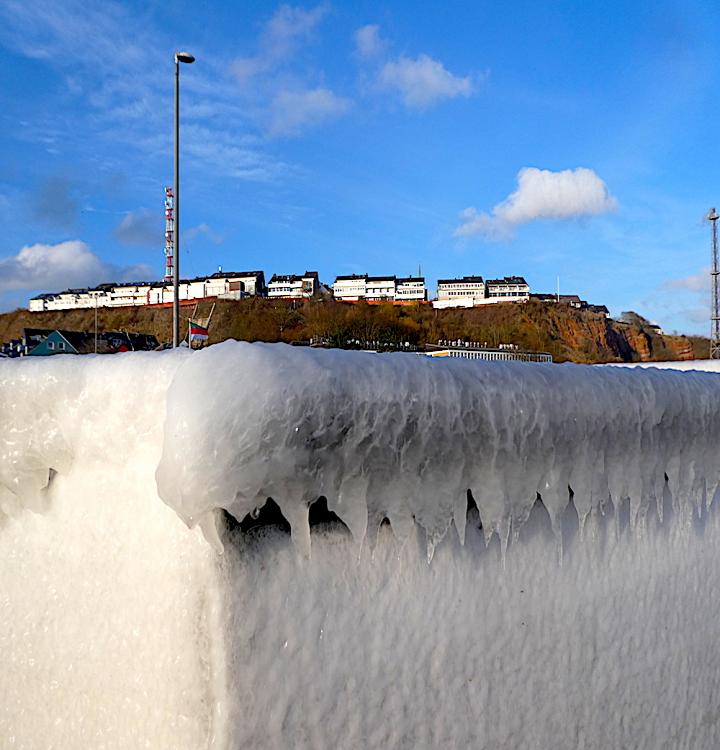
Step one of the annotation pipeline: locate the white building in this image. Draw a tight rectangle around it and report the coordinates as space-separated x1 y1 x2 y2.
395 277 426 302
432 275 530 309
28 270 266 312
365 276 396 302
427 347 552 363
332 275 368 302
332 274 426 303
211 270 265 297
486 276 530 302
434 276 486 309
268 272 319 299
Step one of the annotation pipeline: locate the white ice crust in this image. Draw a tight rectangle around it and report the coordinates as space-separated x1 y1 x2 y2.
155 343 720 557
4 345 720 748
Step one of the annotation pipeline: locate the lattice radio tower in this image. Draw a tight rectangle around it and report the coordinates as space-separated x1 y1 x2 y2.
709 208 720 359
164 186 174 284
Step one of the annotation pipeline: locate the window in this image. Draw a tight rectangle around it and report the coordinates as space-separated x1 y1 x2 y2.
48 341 55 350
58 342 65 351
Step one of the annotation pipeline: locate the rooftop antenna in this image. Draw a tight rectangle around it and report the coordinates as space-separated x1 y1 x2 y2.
709 208 720 359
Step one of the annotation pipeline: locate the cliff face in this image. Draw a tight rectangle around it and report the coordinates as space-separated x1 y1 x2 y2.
615 324 696 363
0 299 706 364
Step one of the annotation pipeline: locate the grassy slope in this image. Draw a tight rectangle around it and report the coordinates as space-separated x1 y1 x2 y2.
0 298 705 364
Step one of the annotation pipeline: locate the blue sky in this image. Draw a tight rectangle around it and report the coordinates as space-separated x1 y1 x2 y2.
0 0 718 333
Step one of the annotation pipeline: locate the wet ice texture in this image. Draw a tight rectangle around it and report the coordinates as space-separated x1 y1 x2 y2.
221 505 720 749
0 353 222 749
157 343 720 558
3 345 720 749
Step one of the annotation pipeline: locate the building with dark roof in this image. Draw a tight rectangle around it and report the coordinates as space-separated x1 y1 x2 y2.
23 329 159 356
332 273 426 303
435 276 487 308
268 272 320 299
485 276 530 301
28 270 267 312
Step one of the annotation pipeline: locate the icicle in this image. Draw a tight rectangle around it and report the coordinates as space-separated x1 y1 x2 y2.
282 501 312 559
196 509 224 554
453 491 467 546
328 490 368 552
498 516 511 570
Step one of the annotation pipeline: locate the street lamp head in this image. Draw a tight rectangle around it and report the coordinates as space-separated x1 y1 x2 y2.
175 51 195 64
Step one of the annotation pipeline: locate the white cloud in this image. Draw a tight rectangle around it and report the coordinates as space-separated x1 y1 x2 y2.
0 1 288 182
183 224 224 245
455 167 619 239
226 5 352 139
0 240 153 294
665 267 710 292
684 307 710 324
231 3 328 84
378 54 473 109
183 124 288 180
264 3 327 53
269 88 352 136
454 207 512 241
355 24 385 58
114 209 161 247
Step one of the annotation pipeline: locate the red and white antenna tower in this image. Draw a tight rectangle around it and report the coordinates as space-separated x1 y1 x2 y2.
164 186 174 284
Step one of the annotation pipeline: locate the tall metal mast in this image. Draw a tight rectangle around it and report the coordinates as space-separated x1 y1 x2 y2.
172 51 195 348
709 208 720 359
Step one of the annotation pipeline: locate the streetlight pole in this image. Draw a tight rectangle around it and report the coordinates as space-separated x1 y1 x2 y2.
173 51 195 347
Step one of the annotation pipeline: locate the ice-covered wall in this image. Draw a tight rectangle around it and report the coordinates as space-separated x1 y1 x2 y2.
0 354 224 748
3 344 720 749
157 344 720 560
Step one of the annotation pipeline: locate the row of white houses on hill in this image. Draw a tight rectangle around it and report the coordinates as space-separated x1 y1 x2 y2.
28 269 429 311
28 270 327 313
28 270 267 312
28 268 605 315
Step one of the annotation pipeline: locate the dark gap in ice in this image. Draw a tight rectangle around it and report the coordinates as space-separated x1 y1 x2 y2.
46 468 58 489
466 489 478 513
568 484 574 500
379 517 391 527
236 498 291 535
221 509 240 532
467 489 482 529
308 496 351 535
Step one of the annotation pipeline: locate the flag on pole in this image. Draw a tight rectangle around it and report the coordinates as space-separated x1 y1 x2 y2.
189 320 209 342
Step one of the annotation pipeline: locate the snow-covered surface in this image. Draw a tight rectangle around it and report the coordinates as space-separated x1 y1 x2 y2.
607 358 720 372
2 344 720 748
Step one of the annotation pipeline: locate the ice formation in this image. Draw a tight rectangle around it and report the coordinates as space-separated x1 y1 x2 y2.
156 343 720 558
3 343 720 748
